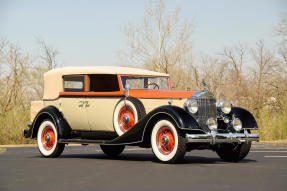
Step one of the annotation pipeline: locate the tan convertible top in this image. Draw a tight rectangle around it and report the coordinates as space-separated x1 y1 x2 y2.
43 66 169 99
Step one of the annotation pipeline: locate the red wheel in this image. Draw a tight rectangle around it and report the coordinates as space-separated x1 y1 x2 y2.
37 120 65 158
156 126 175 155
117 106 135 132
151 119 186 163
41 126 56 151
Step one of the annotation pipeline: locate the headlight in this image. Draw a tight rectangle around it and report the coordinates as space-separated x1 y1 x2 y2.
232 118 242 132
207 118 217 131
184 99 198 114
217 100 232 114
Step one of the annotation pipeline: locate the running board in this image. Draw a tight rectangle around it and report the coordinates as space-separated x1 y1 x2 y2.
59 139 107 144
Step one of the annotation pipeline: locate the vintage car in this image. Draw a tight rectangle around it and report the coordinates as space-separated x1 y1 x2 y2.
22 66 259 163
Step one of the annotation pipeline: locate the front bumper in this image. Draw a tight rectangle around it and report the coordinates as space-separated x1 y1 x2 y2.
186 130 259 144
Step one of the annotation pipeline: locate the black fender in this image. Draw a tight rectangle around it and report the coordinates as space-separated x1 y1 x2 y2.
107 105 200 145
230 107 258 129
26 106 71 139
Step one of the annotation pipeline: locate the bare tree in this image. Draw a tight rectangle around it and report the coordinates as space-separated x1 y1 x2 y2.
275 14 287 75
0 39 6 79
251 40 279 114
199 55 227 97
223 45 246 82
120 0 194 89
276 14 287 45
38 39 58 70
0 43 30 114
209 44 249 106
24 39 60 99
273 15 287 110
28 65 47 100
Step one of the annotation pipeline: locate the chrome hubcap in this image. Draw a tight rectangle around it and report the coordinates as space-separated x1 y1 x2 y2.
161 135 169 146
123 114 130 125
45 134 50 143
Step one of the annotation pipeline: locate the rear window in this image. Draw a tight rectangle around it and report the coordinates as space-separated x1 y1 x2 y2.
63 75 85 92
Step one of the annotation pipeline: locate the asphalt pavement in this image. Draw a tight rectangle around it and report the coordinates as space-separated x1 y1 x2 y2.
0 144 287 191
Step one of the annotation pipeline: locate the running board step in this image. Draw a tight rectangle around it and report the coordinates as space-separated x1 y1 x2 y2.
59 139 107 144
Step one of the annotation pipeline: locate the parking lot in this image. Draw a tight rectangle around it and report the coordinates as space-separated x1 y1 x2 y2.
0 143 287 191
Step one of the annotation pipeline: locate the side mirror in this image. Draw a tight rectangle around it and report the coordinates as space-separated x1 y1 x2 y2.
125 84 130 91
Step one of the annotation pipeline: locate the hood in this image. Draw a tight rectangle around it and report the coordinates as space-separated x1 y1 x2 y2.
129 89 196 99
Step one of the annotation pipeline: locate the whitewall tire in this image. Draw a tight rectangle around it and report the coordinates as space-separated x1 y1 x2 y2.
37 120 65 158
151 119 186 163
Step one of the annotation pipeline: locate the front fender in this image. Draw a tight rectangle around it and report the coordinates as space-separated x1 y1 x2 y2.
231 107 258 129
107 105 199 145
145 105 200 130
27 106 71 139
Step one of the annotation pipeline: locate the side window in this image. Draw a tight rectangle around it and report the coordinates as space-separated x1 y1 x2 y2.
63 75 85 92
89 74 120 92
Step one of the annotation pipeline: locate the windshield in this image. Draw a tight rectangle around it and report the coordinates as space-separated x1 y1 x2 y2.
120 75 170 90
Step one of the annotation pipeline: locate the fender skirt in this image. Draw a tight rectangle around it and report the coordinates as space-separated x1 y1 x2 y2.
107 105 199 145
231 107 258 129
26 106 71 139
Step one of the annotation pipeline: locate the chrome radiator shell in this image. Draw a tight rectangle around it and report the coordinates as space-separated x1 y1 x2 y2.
189 91 217 131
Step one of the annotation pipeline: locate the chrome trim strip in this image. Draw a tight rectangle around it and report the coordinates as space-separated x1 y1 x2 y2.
186 130 259 144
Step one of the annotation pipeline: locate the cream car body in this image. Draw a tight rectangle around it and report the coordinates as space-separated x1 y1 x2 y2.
23 66 259 163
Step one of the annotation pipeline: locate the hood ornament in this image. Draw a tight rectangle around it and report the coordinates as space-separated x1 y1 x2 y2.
202 79 208 91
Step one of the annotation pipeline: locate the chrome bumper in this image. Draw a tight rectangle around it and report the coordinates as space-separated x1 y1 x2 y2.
186 130 259 144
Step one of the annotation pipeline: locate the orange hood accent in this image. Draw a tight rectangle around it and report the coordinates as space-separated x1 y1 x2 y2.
129 89 196 99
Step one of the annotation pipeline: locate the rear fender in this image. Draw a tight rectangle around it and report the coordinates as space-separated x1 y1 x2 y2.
29 106 71 139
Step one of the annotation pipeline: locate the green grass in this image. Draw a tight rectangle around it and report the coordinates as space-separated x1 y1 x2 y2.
0 108 35 145
257 107 287 141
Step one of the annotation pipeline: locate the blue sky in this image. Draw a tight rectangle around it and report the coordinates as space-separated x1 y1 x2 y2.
0 0 286 66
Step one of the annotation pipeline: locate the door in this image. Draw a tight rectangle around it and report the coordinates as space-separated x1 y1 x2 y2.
60 75 90 131
86 98 120 131
85 74 122 132
60 98 90 130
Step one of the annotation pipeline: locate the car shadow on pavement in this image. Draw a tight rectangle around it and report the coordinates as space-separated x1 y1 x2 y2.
57 153 257 164
60 153 156 162
182 155 257 164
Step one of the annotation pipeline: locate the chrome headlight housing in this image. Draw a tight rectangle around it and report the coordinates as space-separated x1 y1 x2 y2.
207 118 217 131
217 100 232 114
184 99 198 114
232 118 242 132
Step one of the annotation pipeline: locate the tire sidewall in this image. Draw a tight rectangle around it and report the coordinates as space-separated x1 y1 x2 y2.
37 120 58 157
216 142 251 162
151 119 179 162
113 100 139 136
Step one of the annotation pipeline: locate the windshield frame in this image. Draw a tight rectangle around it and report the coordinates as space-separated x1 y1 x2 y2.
119 75 171 91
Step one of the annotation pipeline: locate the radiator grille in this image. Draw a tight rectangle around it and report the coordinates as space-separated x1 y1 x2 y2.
191 91 216 131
